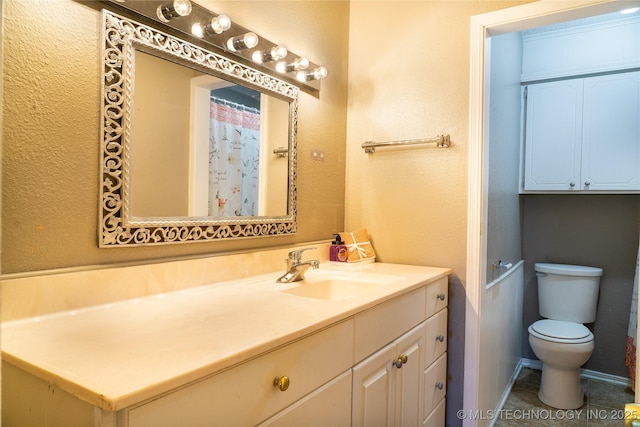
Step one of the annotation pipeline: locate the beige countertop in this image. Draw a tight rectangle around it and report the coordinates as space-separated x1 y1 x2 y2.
1 262 451 411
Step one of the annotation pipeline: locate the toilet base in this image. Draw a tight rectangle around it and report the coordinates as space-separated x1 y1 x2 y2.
538 364 584 409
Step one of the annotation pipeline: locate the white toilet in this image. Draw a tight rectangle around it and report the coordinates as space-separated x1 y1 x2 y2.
528 263 603 409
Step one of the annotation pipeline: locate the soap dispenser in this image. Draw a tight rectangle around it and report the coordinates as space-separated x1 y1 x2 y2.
329 234 348 262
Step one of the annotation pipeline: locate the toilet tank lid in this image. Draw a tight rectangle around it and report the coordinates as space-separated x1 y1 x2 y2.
535 263 603 277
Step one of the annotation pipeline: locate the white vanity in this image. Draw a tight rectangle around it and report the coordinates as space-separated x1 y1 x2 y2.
2 262 450 427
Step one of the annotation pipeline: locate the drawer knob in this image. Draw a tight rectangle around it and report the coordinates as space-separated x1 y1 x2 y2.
392 354 409 368
436 334 445 343
273 376 290 392
437 293 446 301
435 382 444 390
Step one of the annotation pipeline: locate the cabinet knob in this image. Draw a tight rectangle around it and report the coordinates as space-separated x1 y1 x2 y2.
584 181 591 187
392 354 409 368
436 335 445 343
273 376 290 392
437 293 446 301
569 182 576 188
435 382 444 390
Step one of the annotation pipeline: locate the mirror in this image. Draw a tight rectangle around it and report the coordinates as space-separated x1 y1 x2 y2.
100 10 299 246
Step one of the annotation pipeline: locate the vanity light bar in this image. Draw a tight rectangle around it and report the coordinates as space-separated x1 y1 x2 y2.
103 0 327 94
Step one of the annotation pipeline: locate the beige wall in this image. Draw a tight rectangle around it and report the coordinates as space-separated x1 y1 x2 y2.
345 0 533 282
1 0 349 275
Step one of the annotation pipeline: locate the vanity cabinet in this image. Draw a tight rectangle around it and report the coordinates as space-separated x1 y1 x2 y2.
521 71 640 193
2 266 451 427
352 277 448 427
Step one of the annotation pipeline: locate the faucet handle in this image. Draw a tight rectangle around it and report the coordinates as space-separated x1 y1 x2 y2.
288 247 317 262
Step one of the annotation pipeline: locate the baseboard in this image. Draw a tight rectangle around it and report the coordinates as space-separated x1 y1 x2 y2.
520 357 632 387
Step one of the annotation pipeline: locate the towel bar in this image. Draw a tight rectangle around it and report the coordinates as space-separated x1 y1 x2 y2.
273 147 289 158
361 134 450 153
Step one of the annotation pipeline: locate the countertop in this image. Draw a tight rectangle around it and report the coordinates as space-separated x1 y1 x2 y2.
1 262 451 411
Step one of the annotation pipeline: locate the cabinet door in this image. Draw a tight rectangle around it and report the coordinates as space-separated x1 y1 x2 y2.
395 323 426 427
353 323 427 427
523 79 583 191
582 71 640 191
352 343 396 427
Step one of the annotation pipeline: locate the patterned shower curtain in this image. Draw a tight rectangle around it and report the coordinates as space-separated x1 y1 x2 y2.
626 237 640 391
208 99 260 217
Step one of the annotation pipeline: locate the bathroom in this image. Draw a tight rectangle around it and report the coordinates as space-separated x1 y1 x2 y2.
1 0 639 426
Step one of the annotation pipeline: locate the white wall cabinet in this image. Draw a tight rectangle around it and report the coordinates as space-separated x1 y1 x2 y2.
522 71 640 193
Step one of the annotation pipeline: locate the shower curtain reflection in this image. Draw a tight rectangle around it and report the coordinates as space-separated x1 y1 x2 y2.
208 97 261 217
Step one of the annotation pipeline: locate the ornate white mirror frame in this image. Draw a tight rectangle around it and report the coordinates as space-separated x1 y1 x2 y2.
100 10 299 247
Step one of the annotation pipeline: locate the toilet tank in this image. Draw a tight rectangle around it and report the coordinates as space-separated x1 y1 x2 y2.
535 263 603 323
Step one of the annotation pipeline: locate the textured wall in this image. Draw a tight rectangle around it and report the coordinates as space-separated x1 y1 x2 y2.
345 2 533 425
1 0 349 274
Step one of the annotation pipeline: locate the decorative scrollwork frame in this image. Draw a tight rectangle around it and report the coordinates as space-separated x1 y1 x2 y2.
99 10 299 247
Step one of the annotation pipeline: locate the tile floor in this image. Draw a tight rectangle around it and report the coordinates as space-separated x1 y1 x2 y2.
494 368 635 426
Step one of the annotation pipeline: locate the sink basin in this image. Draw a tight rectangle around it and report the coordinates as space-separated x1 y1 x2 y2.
280 271 404 301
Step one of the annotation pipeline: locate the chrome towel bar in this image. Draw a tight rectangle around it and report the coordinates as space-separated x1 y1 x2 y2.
273 147 289 158
362 134 450 154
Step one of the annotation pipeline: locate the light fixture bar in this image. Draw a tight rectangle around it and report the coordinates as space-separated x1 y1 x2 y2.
103 0 325 94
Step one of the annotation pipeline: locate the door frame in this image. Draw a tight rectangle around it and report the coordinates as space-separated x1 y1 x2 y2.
464 1 638 425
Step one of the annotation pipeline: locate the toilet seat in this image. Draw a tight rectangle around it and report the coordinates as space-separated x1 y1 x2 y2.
528 319 593 344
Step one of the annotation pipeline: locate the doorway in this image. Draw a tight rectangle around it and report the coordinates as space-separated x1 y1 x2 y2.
465 1 640 425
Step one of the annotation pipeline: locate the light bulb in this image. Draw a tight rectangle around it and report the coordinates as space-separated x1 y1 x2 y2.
211 15 231 33
295 70 307 82
281 57 309 73
156 0 192 22
270 45 288 61
226 32 259 52
296 66 328 82
191 15 232 38
275 61 287 73
312 66 328 80
191 22 205 38
252 45 288 64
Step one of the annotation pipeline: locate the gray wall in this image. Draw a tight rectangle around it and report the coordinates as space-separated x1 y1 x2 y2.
522 194 640 376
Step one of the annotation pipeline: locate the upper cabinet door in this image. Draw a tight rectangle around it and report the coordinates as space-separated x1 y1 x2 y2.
581 71 640 191
523 79 583 191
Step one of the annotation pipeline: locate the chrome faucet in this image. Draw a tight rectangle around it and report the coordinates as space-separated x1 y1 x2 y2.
276 247 320 283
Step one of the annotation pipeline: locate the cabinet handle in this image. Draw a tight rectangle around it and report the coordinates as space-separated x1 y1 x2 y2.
273 376 290 392
437 293 446 301
435 382 444 390
436 335 445 343
393 354 409 368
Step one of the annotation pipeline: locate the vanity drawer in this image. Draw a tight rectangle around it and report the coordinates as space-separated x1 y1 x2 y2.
424 308 447 366
258 370 352 426
125 320 354 427
423 398 446 427
425 276 448 317
424 353 447 417
354 287 427 362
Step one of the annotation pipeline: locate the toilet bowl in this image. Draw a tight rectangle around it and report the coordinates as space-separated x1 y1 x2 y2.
528 263 602 409
528 319 594 409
